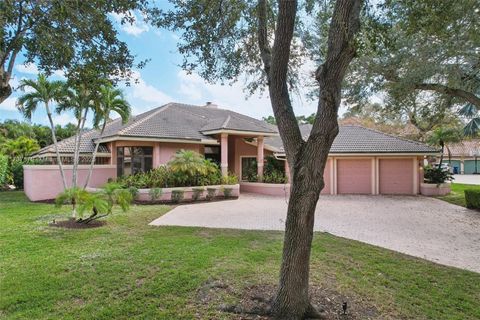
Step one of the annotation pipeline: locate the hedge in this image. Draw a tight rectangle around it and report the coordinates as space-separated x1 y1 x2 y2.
464 189 480 210
0 155 8 186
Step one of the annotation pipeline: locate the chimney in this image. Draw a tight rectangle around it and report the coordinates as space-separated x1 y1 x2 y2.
205 101 218 108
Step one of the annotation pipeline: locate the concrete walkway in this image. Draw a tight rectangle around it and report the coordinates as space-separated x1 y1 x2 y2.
453 174 480 185
150 194 480 273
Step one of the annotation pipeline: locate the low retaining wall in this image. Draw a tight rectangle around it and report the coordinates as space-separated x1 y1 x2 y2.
24 165 116 201
87 184 240 202
420 183 451 196
240 182 290 196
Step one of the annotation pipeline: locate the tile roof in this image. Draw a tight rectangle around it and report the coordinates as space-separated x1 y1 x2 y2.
444 140 480 157
34 102 277 155
265 124 438 154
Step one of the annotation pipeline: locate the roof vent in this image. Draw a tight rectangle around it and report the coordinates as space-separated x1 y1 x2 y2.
205 101 218 108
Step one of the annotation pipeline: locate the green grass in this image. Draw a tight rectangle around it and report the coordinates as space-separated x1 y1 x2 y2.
1 191 479 319
438 183 480 207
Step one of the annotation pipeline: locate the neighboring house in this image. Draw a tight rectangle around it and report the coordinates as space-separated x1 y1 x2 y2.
24 102 438 201
442 140 480 174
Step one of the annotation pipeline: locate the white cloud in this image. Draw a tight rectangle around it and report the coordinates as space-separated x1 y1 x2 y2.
175 70 318 120
0 97 17 111
15 63 39 75
123 70 173 114
53 113 77 126
111 11 149 37
14 63 65 79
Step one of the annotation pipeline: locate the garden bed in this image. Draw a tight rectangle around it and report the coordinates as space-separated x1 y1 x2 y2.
87 184 240 204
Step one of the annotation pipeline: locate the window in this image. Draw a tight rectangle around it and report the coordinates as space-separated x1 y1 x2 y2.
241 157 257 181
117 146 153 177
204 146 220 165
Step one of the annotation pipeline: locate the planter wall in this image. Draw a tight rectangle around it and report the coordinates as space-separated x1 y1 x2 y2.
88 184 240 203
420 183 451 196
24 165 116 201
240 182 291 196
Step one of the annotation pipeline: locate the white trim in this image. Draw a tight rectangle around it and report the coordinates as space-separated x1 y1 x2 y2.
201 129 278 136
97 135 219 145
32 152 111 158
23 164 116 169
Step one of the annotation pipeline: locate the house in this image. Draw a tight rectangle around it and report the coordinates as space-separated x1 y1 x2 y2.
442 140 480 174
24 102 438 201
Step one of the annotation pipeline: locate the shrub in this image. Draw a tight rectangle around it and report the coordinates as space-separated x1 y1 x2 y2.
465 189 480 209
206 187 217 201
192 187 204 201
263 171 287 184
223 187 233 198
128 186 139 199
149 187 163 201
10 158 45 189
222 174 238 185
423 166 454 184
0 155 8 186
171 189 184 203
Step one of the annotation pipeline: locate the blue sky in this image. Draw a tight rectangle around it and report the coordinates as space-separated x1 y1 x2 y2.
0 9 319 127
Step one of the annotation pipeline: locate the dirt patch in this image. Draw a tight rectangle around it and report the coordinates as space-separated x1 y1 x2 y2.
49 219 106 229
195 280 378 319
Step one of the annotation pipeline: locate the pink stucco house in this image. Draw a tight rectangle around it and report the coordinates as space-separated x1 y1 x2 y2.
24 102 438 201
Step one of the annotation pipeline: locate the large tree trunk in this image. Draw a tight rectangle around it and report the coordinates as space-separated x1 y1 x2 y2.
257 0 362 318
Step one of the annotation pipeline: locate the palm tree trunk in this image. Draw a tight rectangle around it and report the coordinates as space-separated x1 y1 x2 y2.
84 120 107 188
45 102 68 190
439 142 445 167
72 108 89 189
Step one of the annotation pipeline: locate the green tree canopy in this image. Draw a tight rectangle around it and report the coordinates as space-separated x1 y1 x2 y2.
0 0 151 103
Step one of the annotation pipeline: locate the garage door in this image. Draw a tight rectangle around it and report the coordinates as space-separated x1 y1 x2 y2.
337 159 372 194
379 158 414 195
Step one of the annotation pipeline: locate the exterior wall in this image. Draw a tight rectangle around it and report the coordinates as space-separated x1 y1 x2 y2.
321 159 332 194
233 138 273 179
378 158 414 194
336 158 372 194
24 165 116 201
240 182 290 196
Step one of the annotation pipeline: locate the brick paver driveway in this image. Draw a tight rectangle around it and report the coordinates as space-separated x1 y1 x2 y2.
150 194 480 273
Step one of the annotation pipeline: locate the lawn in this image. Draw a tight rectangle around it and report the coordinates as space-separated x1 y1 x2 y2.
438 183 480 207
1 192 479 319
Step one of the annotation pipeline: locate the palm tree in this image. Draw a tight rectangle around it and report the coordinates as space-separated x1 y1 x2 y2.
427 127 462 167
459 104 480 137
84 84 130 188
56 84 95 199
17 74 67 188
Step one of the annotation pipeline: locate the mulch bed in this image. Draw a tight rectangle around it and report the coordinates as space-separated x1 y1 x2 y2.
195 280 378 319
49 218 106 229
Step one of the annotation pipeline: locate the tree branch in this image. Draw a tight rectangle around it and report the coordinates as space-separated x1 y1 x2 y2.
413 83 480 108
310 0 362 138
257 0 271 79
266 0 303 165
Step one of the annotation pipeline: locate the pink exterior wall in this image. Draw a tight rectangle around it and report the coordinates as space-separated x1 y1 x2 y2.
337 159 372 194
321 159 332 194
233 137 273 178
24 165 116 201
156 142 202 165
240 182 291 196
379 158 414 194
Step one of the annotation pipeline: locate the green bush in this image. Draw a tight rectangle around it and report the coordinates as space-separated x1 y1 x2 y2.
0 155 8 186
464 189 480 209
206 188 217 201
171 190 184 203
423 165 454 184
149 187 163 201
128 186 139 199
192 187 204 201
10 158 45 189
222 187 233 198
263 171 288 184
221 174 238 185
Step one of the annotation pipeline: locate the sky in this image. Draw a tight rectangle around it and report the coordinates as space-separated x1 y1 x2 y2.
0 9 321 127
